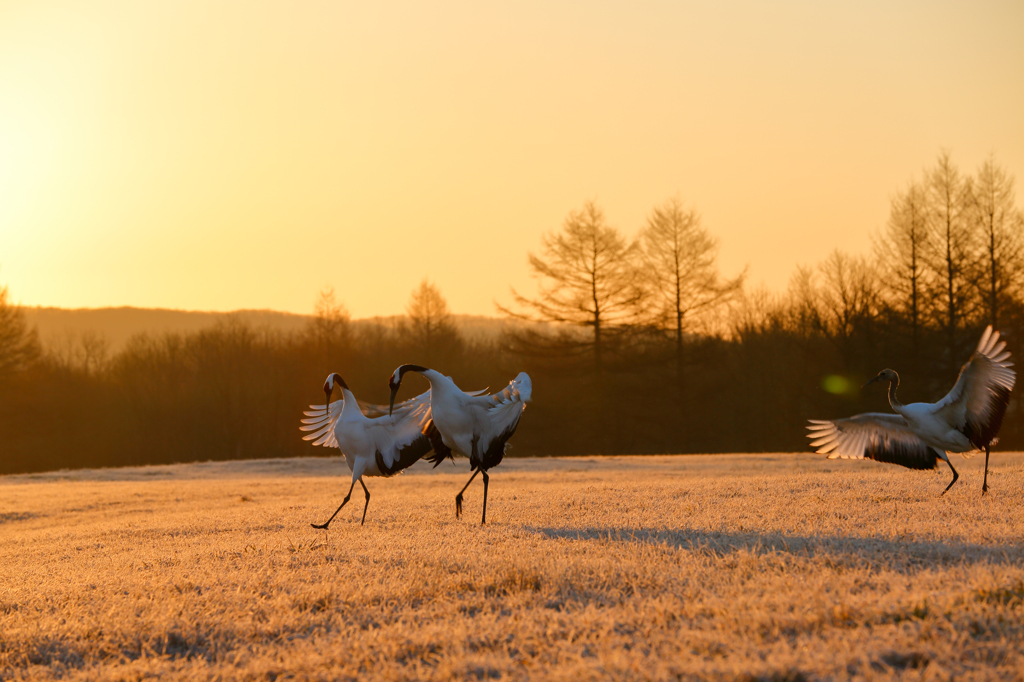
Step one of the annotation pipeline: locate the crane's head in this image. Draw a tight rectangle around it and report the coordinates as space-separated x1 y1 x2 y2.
388 364 428 416
323 373 349 409
863 368 899 388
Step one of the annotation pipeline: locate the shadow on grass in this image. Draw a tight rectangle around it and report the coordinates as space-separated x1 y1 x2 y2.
526 525 1024 568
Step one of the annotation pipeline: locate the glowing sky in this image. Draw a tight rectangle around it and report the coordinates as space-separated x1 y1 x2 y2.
1 1 1022 317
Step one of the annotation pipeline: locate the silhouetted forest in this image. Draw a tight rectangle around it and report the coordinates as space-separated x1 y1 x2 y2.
1 152 1022 474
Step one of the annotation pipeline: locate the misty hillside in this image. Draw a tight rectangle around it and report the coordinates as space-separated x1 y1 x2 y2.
22 306 513 352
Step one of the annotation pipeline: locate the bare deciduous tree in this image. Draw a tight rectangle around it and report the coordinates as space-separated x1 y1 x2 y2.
789 251 879 367
309 287 351 344
638 196 744 376
49 330 111 376
970 156 1024 328
499 201 642 372
875 181 930 350
304 286 353 373
817 251 879 339
405 279 459 365
0 283 40 380
924 151 977 368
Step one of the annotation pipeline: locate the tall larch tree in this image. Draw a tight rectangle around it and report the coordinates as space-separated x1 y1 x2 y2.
406 279 460 366
0 282 40 381
499 200 642 373
924 151 977 369
970 156 1024 328
874 181 931 351
637 196 744 378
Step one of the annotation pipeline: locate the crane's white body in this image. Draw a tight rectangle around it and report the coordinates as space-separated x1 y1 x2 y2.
300 386 432 480
895 401 974 453
299 378 438 527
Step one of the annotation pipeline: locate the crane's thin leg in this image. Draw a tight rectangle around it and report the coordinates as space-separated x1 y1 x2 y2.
480 470 489 525
982 445 991 495
311 479 357 530
359 479 371 525
455 468 480 519
940 455 959 496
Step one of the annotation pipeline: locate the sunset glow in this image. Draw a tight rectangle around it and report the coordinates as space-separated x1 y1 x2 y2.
1 0 1021 317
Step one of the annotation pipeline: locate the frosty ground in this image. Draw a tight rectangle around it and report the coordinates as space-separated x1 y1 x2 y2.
2 452 1023 680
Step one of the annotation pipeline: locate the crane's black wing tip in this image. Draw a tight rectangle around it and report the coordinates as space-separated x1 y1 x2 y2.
865 438 938 470
375 434 433 478
965 386 1012 449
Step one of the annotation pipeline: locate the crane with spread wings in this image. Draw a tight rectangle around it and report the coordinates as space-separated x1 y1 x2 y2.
300 373 435 528
807 326 1015 495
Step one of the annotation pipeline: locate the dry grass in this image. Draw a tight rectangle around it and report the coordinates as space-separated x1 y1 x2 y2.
2 453 1024 681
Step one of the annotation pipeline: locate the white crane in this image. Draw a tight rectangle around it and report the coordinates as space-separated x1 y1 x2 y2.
299 373 435 528
807 326 1015 495
388 365 532 524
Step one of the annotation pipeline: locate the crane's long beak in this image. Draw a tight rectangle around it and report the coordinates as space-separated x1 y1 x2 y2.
862 374 884 389
325 386 332 414
388 387 397 417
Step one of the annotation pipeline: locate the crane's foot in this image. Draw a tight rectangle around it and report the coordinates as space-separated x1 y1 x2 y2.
455 493 464 519
982 445 991 495
310 521 331 530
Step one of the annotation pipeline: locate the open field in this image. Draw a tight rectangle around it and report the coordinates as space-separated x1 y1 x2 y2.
2 453 1024 681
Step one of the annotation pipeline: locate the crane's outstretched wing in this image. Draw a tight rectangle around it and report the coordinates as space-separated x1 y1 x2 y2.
299 390 431 448
807 413 938 470
481 372 532 440
487 372 532 407
426 373 533 468
299 399 343 447
934 325 1016 448
359 393 438 419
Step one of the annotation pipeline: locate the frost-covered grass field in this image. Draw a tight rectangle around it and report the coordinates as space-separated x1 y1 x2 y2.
2 452 1024 681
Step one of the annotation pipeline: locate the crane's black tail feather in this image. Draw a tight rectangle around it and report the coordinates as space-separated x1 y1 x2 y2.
423 420 454 467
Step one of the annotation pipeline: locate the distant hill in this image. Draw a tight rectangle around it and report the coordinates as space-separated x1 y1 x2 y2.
21 306 517 353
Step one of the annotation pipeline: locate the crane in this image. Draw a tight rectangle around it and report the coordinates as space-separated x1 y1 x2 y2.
299 373 435 528
388 365 532 524
807 326 1015 494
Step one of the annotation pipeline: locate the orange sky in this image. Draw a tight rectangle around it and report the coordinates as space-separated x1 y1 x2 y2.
1 1 1022 318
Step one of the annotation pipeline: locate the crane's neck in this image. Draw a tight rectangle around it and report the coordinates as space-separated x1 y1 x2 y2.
326 386 357 420
886 379 903 411
338 388 359 417
419 369 463 403
420 368 448 386
399 366 448 388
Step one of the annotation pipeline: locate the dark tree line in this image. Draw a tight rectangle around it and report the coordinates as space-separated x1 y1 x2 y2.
1 153 1022 474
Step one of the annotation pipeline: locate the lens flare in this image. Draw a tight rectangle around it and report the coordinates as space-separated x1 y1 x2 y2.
822 375 852 395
